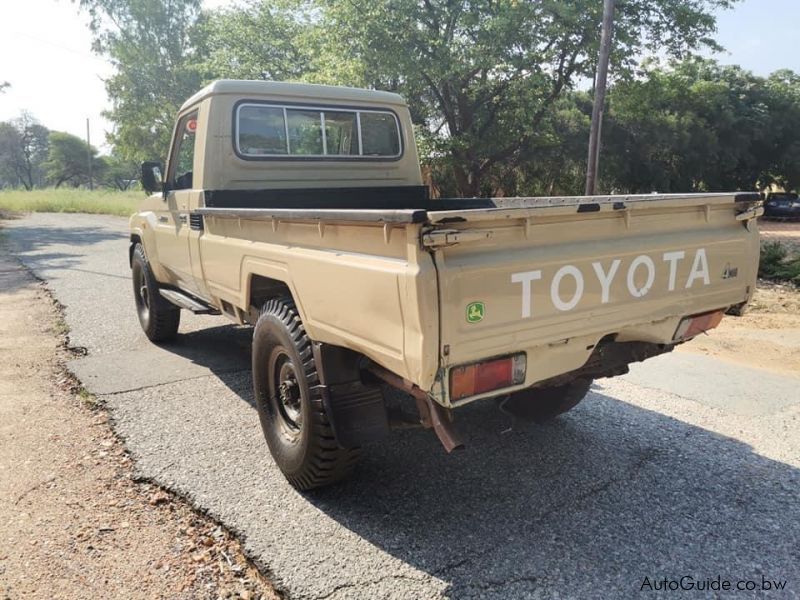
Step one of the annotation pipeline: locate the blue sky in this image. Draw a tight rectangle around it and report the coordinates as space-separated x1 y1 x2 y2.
712 0 800 74
0 0 797 148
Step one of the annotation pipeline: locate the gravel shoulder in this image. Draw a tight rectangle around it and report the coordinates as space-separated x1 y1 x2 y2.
0 244 277 600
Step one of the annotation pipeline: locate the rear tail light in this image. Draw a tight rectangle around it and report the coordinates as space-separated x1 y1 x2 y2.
450 353 527 401
673 310 724 341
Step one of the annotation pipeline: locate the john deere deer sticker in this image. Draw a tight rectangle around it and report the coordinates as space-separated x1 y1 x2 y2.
466 301 485 323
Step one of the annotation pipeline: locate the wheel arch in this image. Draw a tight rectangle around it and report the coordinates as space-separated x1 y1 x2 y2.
246 270 303 326
129 233 142 266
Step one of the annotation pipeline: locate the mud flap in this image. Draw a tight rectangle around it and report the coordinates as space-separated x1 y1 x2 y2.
318 383 388 448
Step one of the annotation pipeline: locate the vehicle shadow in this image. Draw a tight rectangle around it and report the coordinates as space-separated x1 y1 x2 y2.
159 326 800 598
306 391 800 598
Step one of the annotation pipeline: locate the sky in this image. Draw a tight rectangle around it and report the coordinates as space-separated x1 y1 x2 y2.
0 0 798 154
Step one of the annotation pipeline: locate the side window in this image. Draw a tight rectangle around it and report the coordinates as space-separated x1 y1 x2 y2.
170 112 198 190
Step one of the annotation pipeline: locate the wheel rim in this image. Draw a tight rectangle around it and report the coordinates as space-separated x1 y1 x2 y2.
133 264 150 324
139 282 150 310
271 350 303 440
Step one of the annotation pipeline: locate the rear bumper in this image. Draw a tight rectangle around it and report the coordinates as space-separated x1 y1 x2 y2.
434 294 752 408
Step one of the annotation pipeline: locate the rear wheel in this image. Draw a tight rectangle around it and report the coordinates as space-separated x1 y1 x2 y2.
252 298 360 490
131 244 180 342
500 378 592 423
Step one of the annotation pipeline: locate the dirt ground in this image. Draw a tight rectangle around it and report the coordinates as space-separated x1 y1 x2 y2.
678 281 800 377
0 250 279 600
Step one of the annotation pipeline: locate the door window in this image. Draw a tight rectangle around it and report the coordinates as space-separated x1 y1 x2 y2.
170 112 198 190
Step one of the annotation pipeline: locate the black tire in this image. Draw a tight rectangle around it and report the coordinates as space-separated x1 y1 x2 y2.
252 298 360 490
131 244 180 342
500 378 593 424
726 302 747 317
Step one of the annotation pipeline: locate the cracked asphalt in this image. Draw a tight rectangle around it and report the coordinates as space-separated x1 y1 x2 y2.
4 212 800 599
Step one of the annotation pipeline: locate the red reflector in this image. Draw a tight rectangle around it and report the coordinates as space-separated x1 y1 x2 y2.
674 310 725 341
476 359 512 392
450 354 526 401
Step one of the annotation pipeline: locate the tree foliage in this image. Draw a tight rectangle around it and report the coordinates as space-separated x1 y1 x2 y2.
309 0 736 195
44 131 101 188
76 0 205 163
0 112 50 190
195 0 311 82
599 59 800 193
100 154 140 190
74 0 800 197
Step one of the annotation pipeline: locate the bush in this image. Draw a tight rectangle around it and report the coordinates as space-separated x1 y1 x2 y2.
759 241 800 283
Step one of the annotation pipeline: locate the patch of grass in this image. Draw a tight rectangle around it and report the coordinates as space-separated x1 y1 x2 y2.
0 188 143 217
52 313 70 338
77 387 101 409
759 241 800 284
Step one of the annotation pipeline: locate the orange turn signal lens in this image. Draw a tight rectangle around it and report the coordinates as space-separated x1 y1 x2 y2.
673 310 725 341
450 354 527 401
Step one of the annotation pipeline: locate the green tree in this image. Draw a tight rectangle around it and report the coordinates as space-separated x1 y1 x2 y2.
599 59 800 193
44 131 102 188
762 69 800 191
197 0 311 82
311 0 737 196
76 0 205 163
100 154 140 190
0 112 50 190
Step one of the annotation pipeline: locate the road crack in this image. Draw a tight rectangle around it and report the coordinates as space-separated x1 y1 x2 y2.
316 573 433 600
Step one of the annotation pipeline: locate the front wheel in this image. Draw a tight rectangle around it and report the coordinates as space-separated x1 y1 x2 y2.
252 298 360 490
500 378 592 423
131 244 180 342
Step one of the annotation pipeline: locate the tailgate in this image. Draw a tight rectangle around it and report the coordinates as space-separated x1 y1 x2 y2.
424 193 762 404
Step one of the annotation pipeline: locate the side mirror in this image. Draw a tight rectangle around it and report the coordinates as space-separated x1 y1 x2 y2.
141 161 164 194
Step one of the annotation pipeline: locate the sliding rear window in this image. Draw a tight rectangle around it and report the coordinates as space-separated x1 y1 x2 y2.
235 102 402 160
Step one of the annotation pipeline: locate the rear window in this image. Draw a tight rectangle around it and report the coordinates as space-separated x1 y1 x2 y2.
235 103 401 159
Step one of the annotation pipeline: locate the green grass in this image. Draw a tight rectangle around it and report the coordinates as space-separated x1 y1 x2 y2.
759 241 800 284
0 188 143 217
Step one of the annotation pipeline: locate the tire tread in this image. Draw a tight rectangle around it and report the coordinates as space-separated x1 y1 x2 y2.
254 298 360 490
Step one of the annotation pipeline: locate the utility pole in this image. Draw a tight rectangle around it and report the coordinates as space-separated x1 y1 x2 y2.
86 118 94 191
585 0 616 196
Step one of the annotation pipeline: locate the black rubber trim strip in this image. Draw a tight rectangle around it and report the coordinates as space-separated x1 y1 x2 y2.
204 186 431 209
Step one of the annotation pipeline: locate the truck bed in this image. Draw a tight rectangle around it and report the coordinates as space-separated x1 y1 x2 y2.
195 188 761 406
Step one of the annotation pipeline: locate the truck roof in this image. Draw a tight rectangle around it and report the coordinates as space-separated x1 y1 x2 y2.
180 80 408 112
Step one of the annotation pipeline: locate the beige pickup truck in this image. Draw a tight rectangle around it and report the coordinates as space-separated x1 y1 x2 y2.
130 80 762 489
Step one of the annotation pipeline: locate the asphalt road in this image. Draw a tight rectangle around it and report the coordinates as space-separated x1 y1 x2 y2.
4 212 800 599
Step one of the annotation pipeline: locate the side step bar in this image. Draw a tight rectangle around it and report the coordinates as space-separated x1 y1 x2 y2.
159 289 220 314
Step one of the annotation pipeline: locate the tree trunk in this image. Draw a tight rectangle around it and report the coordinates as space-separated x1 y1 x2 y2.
452 163 481 197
